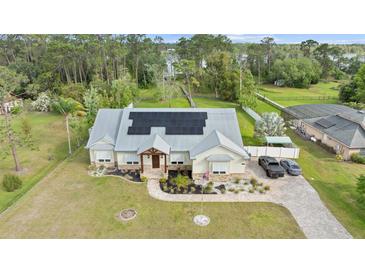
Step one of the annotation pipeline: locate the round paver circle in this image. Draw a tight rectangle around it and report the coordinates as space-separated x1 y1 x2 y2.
193 215 210 226
119 208 137 221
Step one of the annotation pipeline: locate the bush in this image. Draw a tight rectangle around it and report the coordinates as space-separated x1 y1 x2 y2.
264 185 270 191
259 188 265 194
234 189 239 194
234 178 240 184
250 177 258 187
228 188 235 192
31 92 51 112
248 188 254 193
159 177 167 184
2 174 22 192
11 105 22 114
141 176 148 182
172 174 190 189
336 154 344 161
351 153 365 164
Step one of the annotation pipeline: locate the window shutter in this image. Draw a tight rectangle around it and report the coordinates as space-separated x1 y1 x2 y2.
95 151 112 160
212 162 228 173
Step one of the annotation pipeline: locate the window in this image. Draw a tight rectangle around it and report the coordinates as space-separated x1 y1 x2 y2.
212 162 228 175
95 151 112 163
171 161 184 165
124 153 139 164
170 153 185 164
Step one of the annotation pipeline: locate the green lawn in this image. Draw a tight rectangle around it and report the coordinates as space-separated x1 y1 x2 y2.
0 150 304 239
260 81 340 107
0 112 68 213
135 97 190 108
287 130 365 238
193 97 259 145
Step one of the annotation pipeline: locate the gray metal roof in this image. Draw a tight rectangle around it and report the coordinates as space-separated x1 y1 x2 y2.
304 112 365 148
206 154 234 162
137 134 171 155
285 104 354 119
86 107 249 158
85 109 123 149
114 108 245 152
189 130 250 159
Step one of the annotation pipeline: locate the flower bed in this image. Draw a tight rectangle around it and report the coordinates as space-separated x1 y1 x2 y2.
88 165 142 183
160 174 270 195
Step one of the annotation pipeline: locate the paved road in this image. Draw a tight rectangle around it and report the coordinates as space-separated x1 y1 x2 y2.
148 161 352 239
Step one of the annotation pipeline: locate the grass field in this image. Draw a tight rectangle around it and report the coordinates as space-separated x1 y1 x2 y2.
135 86 190 108
287 130 365 238
260 82 340 107
193 97 260 145
0 112 68 213
0 150 304 239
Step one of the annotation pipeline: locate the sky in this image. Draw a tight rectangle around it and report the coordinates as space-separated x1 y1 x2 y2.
146 34 365 44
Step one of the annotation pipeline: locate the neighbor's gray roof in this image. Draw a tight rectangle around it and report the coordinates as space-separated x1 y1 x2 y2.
304 111 365 148
137 134 171 155
189 130 250 159
114 108 245 153
265 136 293 144
285 104 354 120
206 154 234 162
85 109 123 149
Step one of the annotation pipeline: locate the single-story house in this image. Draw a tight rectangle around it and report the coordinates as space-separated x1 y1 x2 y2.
86 108 250 181
285 104 365 159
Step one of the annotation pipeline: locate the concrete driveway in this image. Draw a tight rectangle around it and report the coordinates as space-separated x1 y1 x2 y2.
148 161 352 239
245 161 352 239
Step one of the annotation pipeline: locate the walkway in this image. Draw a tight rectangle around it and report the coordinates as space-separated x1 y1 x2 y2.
147 161 352 239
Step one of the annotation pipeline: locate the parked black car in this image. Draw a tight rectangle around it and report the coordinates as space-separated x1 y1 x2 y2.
280 159 302 176
258 156 285 178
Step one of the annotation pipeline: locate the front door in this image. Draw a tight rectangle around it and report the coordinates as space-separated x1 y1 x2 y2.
152 155 160 168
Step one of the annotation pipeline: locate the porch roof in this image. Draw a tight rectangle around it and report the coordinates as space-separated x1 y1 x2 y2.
137 134 171 155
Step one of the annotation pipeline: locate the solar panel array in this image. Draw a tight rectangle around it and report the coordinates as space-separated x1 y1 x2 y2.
127 112 208 135
315 118 336 128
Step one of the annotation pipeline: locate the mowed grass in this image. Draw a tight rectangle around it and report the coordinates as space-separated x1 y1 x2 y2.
260 82 340 107
135 97 190 108
0 112 68 212
287 130 365 238
193 97 260 145
0 150 304 239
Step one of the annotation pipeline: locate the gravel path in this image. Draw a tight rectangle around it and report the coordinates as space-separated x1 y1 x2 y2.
148 161 352 239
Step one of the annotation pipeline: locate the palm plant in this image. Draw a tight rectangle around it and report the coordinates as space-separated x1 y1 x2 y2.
52 97 84 155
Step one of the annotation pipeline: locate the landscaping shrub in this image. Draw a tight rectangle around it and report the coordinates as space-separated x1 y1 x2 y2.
141 176 148 183
159 177 167 184
259 188 265 194
250 178 258 187
2 174 23 192
336 154 344 161
234 189 239 194
351 153 365 164
264 185 270 191
248 188 254 193
172 174 190 189
234 178 240 184
228 188 235 192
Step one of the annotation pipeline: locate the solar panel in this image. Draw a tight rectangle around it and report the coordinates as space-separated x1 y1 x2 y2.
127 112 208 135
316 118 336 128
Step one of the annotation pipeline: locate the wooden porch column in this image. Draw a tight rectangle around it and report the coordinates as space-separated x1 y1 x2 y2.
164 154 167 173
140 154 144 173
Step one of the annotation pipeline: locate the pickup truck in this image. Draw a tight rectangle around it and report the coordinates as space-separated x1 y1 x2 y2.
258 156 285 178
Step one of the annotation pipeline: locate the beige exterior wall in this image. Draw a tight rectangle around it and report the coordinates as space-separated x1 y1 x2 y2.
191 146 246 181
301 122 358 160
90 149 116 167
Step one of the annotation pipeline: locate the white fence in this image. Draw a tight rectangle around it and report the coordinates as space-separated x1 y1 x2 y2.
244 146 300 159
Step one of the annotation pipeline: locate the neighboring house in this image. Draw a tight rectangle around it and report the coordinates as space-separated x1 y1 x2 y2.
86 108 250 181
285 104 365 159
